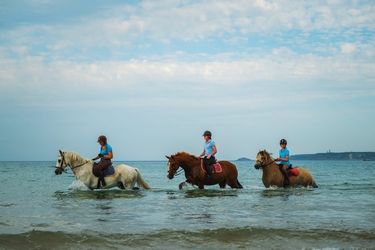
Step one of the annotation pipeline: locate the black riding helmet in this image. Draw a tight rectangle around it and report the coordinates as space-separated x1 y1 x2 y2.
203 130 212 137
280 139 287 145
97 135 107 144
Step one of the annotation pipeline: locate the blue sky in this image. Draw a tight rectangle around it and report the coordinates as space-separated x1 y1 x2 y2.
1 0 374 161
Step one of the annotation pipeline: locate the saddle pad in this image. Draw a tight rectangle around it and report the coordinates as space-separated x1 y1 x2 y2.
106 166 115 176
92 165 115 177
201 162 222 173
289 168 299 176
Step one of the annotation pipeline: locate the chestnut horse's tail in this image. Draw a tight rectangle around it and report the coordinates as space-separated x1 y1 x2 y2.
221 160 243 189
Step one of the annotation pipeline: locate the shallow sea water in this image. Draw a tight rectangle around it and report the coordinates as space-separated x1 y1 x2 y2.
0 159 374 249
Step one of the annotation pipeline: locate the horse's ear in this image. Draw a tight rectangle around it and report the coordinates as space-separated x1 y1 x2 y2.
59 150 63 155
258 149 260 152
165 155 170 159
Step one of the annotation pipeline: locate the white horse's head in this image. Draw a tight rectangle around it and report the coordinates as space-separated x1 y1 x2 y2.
55 150 68 175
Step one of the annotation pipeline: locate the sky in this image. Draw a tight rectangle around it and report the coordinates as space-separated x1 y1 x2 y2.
1 0 374 161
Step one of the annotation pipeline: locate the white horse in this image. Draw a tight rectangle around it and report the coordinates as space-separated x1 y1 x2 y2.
55 150 151 190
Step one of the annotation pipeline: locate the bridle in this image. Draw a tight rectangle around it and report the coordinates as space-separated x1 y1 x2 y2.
254 151 276 169
55 150 68 174
167 160 184 178
55 150 89 174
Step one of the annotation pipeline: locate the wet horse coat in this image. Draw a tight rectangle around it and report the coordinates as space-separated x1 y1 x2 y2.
55 150 151 190
166 151 243 189
254 150 318 188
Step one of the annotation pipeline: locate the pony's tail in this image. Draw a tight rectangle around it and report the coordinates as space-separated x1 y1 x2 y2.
311 180 318 188
135 168 151 190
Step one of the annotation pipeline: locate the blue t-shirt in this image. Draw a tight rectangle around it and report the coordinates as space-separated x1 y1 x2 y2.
279 147 290 166
203 140 216 157
100 143 112 158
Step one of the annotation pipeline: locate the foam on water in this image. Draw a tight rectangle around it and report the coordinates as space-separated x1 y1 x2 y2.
68 180 90 190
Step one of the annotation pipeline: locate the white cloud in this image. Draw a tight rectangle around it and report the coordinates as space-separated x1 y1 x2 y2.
1 0 375 160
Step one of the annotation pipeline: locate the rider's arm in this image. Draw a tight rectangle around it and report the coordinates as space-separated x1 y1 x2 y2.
276 155 289 161
208 145 217 158
103 150 113 159
199 149 205 157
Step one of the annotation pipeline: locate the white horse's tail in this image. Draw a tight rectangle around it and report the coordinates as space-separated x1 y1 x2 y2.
135 168 151 190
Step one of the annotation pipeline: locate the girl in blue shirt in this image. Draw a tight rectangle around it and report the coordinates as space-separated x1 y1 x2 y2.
275 138 291 187
199 130 217 181
92 135 113 188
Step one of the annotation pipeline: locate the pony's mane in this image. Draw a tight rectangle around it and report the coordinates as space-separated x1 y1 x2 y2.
173 151 200 160
261 150 274 159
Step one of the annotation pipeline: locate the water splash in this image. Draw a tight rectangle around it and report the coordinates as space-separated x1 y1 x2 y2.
68 180 90 190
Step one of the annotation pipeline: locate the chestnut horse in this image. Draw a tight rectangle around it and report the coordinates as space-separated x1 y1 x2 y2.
166 151 243 189
254 150 318 188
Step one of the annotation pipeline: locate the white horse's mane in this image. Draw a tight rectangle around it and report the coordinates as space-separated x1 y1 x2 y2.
65 151 91 165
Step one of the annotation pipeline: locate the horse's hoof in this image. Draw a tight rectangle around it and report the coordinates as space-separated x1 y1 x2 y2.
179 182 186 189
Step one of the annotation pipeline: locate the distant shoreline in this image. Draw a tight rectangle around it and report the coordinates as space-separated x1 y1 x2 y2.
289 152 375 160
236 152 375 161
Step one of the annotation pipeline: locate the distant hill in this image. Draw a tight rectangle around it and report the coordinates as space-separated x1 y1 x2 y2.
290 152 375 160
236 157 252 161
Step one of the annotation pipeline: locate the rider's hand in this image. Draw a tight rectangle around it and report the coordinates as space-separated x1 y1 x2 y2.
98 154 104 157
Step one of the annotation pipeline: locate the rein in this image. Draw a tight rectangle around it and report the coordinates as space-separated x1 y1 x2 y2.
171 168 184 177
262 160 276 167
255 155 276 168
70 161 90 170
168 159 198 178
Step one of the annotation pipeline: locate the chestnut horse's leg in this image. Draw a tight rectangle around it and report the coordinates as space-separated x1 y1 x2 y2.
179 181 186 189
219 180 226 188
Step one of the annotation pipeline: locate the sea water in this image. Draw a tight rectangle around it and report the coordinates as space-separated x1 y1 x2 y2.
0 160 374 249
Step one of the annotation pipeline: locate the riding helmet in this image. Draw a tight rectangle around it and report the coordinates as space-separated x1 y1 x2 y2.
280 139 287 145
203 130 212 137
97 135 107 143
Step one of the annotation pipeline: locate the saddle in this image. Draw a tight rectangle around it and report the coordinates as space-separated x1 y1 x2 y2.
278 164 299 176
201 161 222 173
92 163 115 177
289 168 299 176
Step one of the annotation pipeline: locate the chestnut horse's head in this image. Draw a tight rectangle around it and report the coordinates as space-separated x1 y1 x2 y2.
166 155 179 179
166 152 200 179
254 150 273 170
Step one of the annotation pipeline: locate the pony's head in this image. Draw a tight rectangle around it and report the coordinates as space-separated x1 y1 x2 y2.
254 150 274 170
55 150 68 175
